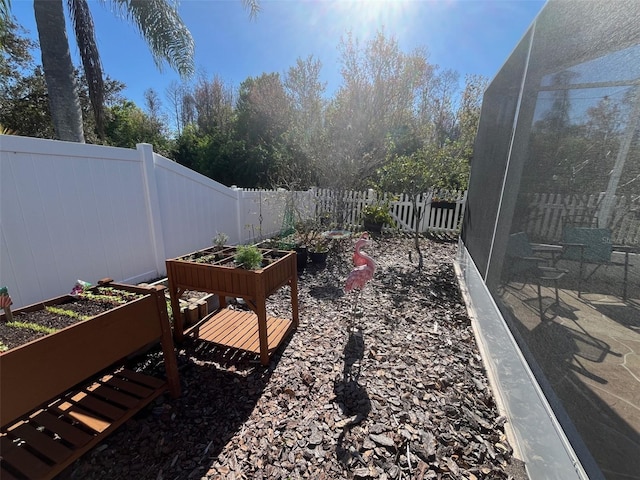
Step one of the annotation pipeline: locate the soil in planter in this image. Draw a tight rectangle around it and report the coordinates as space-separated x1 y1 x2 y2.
0 292 141 351
179 247 288 267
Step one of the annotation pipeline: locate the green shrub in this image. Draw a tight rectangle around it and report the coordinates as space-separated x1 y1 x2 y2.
362 204 394 225
234 245 264 270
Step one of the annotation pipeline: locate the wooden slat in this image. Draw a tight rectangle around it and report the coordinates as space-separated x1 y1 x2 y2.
198 310 250 345
29 410 93 448
1 435 53 479
85 382 140 409
102 375 157 399
198 311 256 350
195 310 293 356
244 317 292 353
3 375 167 480
54 401 111 434
117 369 166 390
68 391 127 422
7 422 74 464
0 465 20 480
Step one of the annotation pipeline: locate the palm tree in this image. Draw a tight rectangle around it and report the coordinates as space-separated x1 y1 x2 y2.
32 0 259 143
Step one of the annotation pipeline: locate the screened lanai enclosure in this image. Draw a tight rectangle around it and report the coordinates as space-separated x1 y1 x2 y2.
457 2 639 480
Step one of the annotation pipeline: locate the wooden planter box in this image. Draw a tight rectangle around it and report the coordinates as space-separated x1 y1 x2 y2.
363 220 384 233
0 279 180 480
431 200 457 210
166 246 299 365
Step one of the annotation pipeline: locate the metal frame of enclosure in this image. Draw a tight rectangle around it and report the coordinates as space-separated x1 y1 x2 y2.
457 2 640 479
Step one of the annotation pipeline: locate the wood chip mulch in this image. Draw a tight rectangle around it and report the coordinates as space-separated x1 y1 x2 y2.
60 235 527 480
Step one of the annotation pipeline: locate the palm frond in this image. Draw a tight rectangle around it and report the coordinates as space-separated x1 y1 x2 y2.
110 0 195 78
0 0 11 41
242 0 260 20
0 0 11 19
67 0 105 138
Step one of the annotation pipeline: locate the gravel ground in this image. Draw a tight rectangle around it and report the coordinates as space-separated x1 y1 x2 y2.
59 234 527 480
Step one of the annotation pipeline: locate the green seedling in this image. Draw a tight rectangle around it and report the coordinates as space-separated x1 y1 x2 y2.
45 306 90 321
6 321 58 335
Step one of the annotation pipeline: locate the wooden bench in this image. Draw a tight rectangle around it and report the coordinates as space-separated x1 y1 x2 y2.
0 280 180 480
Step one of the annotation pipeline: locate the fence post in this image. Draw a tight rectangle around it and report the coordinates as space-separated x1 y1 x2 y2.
137 143 167 276
231 185 244 243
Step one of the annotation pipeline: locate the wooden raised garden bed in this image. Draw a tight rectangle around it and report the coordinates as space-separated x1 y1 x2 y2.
0 279 180 480
166 246 299 365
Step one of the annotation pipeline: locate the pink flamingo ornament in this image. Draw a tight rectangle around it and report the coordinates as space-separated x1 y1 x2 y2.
351 232 370 267
345 233 376 330
345 232 376 293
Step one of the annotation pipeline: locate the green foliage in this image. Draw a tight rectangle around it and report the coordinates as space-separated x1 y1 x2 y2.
234 245 264 270
309 236 329 253
105 100 172 155
362 204 394 225
172 125 250 186
212 232 229 248
44 306 89 321
378 141 469 196
6 320 58 335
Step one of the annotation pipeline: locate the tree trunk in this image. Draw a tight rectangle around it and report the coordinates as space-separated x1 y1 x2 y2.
413 195 423 270
34 0 85 142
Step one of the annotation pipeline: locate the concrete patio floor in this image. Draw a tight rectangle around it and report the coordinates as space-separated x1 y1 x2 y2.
499 282 640 480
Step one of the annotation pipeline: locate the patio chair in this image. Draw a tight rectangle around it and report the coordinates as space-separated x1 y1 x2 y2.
506 232 568 321
559 226 633 300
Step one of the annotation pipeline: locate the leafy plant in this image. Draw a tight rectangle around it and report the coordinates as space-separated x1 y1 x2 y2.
234 245 264 270
294 219 318 247
362 204 394 226
376 147 447 269
309 236 330 253
212 232 229 249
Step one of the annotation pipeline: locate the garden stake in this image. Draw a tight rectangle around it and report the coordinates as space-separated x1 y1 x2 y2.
0 286 14 322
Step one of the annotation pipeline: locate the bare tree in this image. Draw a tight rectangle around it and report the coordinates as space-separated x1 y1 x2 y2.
320 30 434 189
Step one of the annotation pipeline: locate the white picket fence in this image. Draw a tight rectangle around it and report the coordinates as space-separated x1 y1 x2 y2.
311 188 467 234
523 193 640 245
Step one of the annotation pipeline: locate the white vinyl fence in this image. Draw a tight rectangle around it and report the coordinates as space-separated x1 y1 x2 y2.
0 136 294 308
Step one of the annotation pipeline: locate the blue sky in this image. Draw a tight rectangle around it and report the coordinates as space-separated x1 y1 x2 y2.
11 0 546 110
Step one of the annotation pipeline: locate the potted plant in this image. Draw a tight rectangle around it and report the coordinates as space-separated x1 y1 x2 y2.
362 203 394 233
308 236 330 264
431 196 457 210
293 219 319 270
